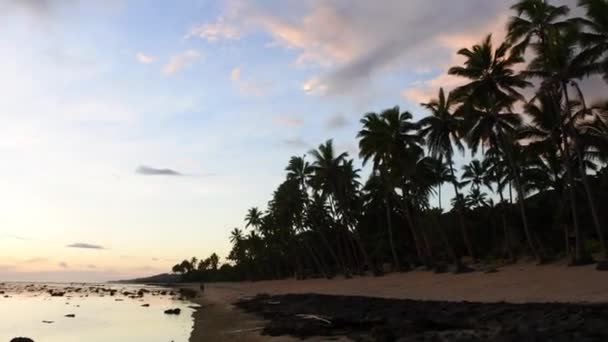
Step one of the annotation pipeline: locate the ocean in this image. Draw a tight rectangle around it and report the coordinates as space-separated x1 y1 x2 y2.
0 283 196 342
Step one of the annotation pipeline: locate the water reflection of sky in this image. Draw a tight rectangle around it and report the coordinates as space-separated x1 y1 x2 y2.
0 284 196 342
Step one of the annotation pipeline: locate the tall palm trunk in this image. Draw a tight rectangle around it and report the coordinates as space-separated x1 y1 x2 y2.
559 84 585 262
447 156 475 262
299 235 329 278
385 194 401 271
499 137 541 262
400 192 426 265
571 82 607 260
498 190 514 262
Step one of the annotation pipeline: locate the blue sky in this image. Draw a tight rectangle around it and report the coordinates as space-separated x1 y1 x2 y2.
2 0 603 282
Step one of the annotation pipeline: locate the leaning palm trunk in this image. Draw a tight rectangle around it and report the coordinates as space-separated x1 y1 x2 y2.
562 83 607 261
400 194 426 265
575 143 607 260
299 234 329 278
447 157 475 262
499 138 541 262
498 191 514 262
435 214 461 269
385 194 401 271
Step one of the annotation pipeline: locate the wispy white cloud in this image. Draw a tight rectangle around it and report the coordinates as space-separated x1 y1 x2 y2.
162 50 202 75
186 17 242 41
135 52 155 64
230 67 241 81
229 67 268 96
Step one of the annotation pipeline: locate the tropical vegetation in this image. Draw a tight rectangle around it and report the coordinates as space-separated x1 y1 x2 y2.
173 0 608 282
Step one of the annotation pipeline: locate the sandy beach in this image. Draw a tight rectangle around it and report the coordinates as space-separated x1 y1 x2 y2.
185 262 608 341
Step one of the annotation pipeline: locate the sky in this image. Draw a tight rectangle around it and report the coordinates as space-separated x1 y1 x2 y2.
1 0 604 282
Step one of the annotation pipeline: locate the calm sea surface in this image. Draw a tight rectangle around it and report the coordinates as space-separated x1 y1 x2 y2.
0 283 196 342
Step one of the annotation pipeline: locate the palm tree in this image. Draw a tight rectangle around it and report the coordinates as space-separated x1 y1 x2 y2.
433 160 453 212
525 27 607 260
576 0 608 82
229 227 243 244
358 109 404 270
461 159 492 192
359 107 429 266
419 88 476 262
245 207 263 231
310 140 371 274
449 35 541 261
507 0 572 56
465 188 489 209
520 89 584 260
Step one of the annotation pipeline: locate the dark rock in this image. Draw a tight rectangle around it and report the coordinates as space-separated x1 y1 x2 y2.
10 338 34 342
236 293 608 341
433 264 448 274
371 325 396 342
141 303 150 307
164 308 181 315
596 261 608 271
453 264 475 274
179 288 198 299
65 314 75 317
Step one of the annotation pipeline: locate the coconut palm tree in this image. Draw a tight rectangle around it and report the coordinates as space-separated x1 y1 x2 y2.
358 109 404 270
576 0 608 82
310 140 372 274
525 27 607 260
358 107 429 265
245 207 263 231
507 0 572 56
419 88 476 262
449 35 541 261
461 159 493 192
465 188 489 209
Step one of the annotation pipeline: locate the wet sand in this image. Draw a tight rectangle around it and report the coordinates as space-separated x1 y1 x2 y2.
185 262 608 341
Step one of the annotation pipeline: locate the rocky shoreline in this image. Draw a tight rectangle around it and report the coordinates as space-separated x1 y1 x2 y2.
236 293 608 341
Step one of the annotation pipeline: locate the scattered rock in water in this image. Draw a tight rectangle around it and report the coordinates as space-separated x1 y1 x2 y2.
42 320 54 324
65 314 75 318
10 338 34 342
178 288 198 299
141 304 150 307
164 308 181 315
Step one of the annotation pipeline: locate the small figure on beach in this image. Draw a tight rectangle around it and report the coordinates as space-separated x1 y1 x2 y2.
200 283 205 293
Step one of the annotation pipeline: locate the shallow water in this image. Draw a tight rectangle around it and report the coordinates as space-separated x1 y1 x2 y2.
0 283 196 342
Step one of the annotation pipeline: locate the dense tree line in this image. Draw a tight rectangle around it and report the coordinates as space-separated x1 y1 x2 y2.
174 0 608 282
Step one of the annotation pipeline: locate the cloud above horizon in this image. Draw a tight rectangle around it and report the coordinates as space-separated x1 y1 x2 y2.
190 0 519 96
162 49 202 75
135 165 183 176
66 242 106 250
136 52 155 64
